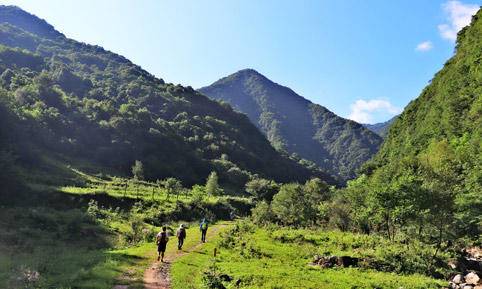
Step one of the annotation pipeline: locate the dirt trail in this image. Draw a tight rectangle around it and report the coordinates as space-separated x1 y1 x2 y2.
143 224 226 289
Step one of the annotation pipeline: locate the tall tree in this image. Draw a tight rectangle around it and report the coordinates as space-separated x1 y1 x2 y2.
205 171 220 196
131 160 144 181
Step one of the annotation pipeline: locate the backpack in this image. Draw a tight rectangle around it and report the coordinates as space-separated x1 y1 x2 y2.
178 228 186 238
158 232 168 244
201 223 208 230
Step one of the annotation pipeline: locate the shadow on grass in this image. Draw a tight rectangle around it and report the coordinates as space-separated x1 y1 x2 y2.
0 188 147 289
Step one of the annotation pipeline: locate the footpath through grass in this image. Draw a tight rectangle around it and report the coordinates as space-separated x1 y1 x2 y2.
0 164 249 288
171 221 447 289
171 222 232 289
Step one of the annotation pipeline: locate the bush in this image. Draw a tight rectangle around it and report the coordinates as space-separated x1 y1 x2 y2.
271 183 319 227
201 262 226 289
251 201 275 225
218 220 255 249
327 196 352 231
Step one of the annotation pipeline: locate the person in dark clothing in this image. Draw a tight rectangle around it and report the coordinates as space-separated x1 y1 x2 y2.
156 226 169 262
200 218 209 243
176 224 187 250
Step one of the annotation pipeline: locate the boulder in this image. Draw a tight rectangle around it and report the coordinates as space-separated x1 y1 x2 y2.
454 274 465 284
465 272 480 285
337 256 360 267
448 281 458 289
320 256 338 268
463 286 473 289
449 260 460 270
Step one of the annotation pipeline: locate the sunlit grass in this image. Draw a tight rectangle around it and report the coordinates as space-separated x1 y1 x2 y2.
171 224 447 289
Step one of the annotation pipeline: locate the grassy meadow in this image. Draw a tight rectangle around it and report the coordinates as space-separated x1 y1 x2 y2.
0 164 250 288
172 221 448 289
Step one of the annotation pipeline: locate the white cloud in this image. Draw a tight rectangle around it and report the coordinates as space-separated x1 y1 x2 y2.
416 41 433 51
438 1 479 41
348 99 402 124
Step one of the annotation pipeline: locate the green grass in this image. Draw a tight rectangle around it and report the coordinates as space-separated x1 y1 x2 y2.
171 222 447 289
171 222 232 289
0 200 214 289
1 164 247 288
0 205 115 288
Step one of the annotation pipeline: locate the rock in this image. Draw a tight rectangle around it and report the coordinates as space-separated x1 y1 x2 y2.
319 256 338 268
467 247 482 260
474 285 482 289
448 281 458 289
449 260 459 270
465 272 480 285
463 285 473 289
219 274 232 282
336 256 359 267
454 274 464 284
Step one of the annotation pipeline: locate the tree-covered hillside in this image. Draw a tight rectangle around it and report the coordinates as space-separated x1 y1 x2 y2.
346 9 481 239
0 5 329 189
199 69 383 181
362 115 397 138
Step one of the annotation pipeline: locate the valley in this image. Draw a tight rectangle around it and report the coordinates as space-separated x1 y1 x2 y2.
0 4 480 289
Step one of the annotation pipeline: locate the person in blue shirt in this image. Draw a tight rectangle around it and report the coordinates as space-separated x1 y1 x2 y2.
200 218 209 243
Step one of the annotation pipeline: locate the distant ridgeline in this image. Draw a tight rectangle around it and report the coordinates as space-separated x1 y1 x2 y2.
362 116 398 138
0 5 335 189
200 69 383 182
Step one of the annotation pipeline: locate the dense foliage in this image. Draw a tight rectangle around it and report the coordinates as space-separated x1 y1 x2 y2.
0 5 326 190
344 10 482 242
199 69 383 181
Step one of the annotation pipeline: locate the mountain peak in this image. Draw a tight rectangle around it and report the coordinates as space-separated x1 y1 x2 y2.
223 68 269 83
0 5 64 39
236 68 260 74
200 70 383 182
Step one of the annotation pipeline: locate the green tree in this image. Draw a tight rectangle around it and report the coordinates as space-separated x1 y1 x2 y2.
271 183 318 227
132 160 144 181
251 201 275 225
245 178 279 201
163 177 183 200
131 160 144 198
303 178 330 202
205 171 221 196
191 184 206 203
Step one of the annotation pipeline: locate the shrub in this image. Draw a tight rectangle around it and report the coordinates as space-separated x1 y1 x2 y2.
327 196 352 231
201 262 226 289
271 183 318 226
251 201 275 225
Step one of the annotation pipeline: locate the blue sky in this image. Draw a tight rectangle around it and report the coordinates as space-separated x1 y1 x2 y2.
1 0 480 123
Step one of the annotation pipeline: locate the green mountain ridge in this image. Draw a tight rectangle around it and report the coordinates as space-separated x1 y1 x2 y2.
199 69 383 181
362 115 398 138
352 9 481 237
0 5 333 190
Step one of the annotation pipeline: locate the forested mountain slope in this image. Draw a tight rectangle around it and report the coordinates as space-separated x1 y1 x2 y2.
362 116 397 138
199 69 383 181
352 9 481 237
0 5 329 189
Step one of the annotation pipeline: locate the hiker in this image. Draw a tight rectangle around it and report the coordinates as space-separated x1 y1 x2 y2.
176 224 187 250
156 226 169 262
200 218 209 243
